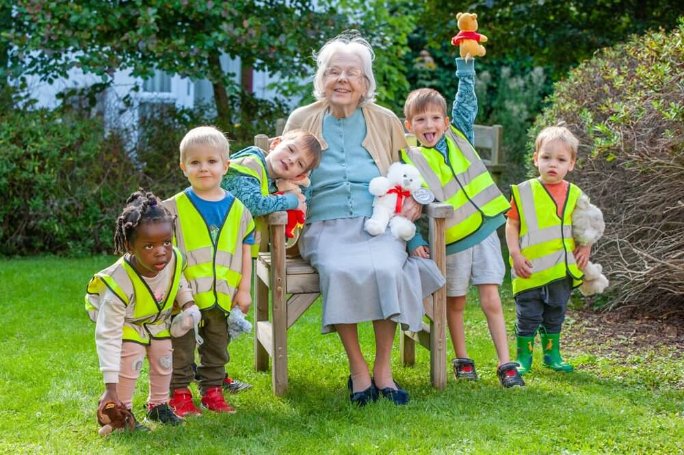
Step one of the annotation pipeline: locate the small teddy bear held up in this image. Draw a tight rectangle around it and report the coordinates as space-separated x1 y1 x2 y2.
451 12 488 60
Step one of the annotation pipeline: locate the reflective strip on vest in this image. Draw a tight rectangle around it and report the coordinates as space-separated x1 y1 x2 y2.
229 155 269 258
170 192 253 312
401 125 509 245
510 179 583 295
84 247 183 344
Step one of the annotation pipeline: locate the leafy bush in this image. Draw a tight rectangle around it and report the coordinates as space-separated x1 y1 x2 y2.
0 102 138 256
531 22 684 315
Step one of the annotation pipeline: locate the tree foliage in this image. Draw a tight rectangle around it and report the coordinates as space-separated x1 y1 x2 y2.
7 0 344 129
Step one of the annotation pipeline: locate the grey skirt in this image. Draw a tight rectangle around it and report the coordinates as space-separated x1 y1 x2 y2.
299 217 445 333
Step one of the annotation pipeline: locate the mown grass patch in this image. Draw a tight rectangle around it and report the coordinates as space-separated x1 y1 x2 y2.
1 256 682 454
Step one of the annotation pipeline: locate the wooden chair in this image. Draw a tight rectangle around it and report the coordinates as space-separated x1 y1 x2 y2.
252 123 504 396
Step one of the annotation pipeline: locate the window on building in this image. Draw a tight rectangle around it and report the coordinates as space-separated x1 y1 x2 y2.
142 70 172 93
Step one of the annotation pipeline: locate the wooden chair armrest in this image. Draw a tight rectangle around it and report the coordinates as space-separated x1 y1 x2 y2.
425 202 453 219
267 211 288 225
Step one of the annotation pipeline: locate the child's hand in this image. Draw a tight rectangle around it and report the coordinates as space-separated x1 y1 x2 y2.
233 289 252 314
511 252 533 278
574 244 592 270
411 245 430 258
99 384 122 411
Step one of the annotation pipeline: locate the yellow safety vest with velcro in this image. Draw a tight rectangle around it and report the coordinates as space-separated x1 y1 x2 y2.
401 125 510 246
84 247 183 344
166 192 254 313
510 178 584 295
229 153 269 258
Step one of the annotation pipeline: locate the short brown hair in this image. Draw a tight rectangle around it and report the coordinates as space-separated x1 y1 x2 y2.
535 124 579 160
281 129 323 171
403 88 448 120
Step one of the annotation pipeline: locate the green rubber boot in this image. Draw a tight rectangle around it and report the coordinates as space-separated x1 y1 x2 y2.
540 331 573 372
515 335 535 375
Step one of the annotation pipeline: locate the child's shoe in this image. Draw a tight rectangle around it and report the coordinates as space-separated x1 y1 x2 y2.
169 388 202 417
452 357 478 380
201 386 236 413
516 335 535 375
540 332 574 372
130 411 151 432
147 402 183 425
222 375 253 394
497 362 525 388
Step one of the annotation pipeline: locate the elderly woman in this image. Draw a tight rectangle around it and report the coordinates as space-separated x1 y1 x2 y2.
284 32 444 406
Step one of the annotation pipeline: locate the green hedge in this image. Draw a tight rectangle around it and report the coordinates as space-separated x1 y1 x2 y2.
530 21 684 314
0 107 138 256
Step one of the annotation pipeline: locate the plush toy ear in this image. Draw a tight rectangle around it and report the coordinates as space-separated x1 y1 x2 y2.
457 12 463 20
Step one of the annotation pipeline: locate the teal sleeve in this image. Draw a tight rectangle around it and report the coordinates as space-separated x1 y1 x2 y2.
451 58 477 145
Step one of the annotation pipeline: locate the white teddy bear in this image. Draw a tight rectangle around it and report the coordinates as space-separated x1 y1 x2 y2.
364 162 424 241
572 193 609 296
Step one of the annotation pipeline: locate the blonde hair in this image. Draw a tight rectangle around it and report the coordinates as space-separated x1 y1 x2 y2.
312 30 376 105
535 124 579 160
404 88 447 120
179 126 229 163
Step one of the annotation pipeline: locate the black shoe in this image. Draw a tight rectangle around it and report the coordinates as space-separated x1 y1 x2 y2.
452 357 479 380
497 362 525 388
130 411 151 432
147 403 183 425
222 375 253 394
347 376 378 406
377 381 409 405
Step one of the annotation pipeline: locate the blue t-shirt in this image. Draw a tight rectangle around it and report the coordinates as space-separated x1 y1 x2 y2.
184 188 255 246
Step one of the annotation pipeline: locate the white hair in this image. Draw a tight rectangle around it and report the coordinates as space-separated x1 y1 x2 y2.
312 31 376 105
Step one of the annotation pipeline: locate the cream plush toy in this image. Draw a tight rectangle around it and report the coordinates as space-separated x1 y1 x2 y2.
364 162 423 241
572 193 609 296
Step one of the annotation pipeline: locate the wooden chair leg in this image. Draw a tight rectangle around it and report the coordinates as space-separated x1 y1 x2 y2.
254 266 269 372
429 208 449 390
270 223 288 396
400 330 416 366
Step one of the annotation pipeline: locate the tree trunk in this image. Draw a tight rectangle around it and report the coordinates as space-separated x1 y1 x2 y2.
208 52 231 132
240 61 254 127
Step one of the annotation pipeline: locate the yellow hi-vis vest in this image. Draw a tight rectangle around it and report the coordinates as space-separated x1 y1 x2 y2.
401 125 510 246
510 178 584 295
84 247 183 344
229 151 269 258
163 192 254 313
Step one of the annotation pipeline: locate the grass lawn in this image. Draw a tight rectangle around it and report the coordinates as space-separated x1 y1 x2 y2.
1 256 683 454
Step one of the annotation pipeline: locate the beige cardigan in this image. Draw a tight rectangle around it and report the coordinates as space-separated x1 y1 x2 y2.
283 99 408 176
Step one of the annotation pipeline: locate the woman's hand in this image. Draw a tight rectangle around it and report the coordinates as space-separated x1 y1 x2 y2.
411 245 430 258
401 197 423 221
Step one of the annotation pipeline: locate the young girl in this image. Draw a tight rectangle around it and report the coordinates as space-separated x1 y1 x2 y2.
85 190 199 431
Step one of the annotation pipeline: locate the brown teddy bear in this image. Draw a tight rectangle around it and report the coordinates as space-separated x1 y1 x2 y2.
97 401 135 436
451 12 488 60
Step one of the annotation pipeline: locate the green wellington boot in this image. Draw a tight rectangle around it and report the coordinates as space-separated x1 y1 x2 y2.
540 332 573 372
515 335 535 375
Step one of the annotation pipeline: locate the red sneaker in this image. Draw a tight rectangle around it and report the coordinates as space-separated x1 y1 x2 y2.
169 388 201 417
201 386 236 413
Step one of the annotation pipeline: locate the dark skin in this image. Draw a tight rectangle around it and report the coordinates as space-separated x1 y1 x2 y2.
99 221 194 411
